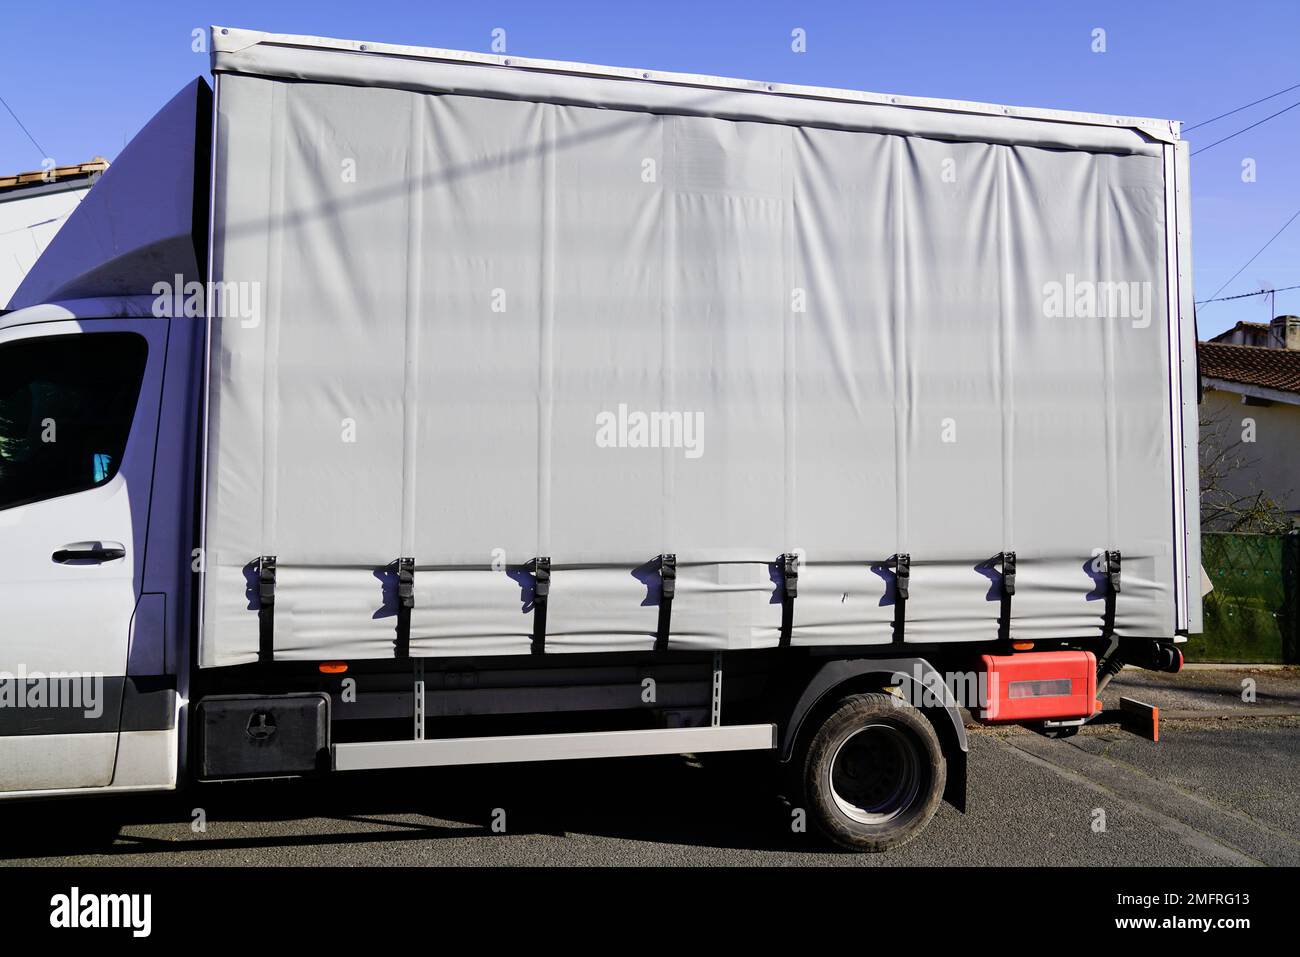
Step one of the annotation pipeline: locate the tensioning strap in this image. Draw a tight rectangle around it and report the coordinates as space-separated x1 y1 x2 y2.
257 555 277 664
779 553 799 647
999 550 1016 642
655 553 676 652
395 556 415 658
891 553 910 643
531 556 551 654
1102 549 1121 640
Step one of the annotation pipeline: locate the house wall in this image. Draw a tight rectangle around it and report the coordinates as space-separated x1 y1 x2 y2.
0 183 92 309
1201 386 1300 526
1212 326 1271 347
1211 318 1300 350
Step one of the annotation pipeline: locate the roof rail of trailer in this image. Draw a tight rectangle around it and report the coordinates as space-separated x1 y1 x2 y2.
208 25 1181 145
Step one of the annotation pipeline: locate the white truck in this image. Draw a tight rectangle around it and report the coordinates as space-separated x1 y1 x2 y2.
0 27 1198 851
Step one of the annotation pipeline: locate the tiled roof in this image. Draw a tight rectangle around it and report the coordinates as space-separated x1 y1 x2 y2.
1199 341 1300 394
0 158 108 193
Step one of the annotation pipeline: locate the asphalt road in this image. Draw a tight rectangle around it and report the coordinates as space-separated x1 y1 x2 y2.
2 668 1298 867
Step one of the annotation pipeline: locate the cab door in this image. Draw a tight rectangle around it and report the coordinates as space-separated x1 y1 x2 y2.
0 318 165 792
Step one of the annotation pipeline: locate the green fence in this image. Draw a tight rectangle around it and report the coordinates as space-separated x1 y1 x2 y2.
1193 531 1299 663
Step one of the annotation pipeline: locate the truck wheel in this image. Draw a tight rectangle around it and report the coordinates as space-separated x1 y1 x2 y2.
802 692 946 852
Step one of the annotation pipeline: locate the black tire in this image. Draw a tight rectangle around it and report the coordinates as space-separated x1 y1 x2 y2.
801 692 946 852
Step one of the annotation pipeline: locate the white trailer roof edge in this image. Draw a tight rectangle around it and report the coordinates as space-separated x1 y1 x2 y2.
208 26 1179 151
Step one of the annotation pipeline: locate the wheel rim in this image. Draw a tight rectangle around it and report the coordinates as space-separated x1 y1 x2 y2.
829 723 923 826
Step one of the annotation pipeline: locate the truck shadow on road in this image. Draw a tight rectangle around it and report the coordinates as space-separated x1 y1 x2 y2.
0 754 821 862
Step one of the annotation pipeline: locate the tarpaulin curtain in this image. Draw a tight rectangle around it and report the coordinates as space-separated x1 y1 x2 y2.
202 69 1173 666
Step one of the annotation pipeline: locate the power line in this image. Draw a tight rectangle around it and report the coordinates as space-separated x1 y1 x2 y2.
0 90 47 158
1196 282 1300 305
1191 98 1300 155
1185 80 1300 132
1201 203 1300 306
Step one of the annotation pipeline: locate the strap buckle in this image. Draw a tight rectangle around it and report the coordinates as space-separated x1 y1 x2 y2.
659 553 676 600
892 553 911 601
257 555 277 606
1105 549 1122 594
396 556 415 609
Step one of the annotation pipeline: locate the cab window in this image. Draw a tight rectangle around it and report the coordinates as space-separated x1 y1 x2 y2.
0 332 148 510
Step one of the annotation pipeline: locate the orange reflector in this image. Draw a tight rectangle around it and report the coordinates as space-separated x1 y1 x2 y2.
1011 641 1035 651
319 662 348 674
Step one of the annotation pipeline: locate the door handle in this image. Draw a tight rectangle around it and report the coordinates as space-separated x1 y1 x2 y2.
52 541 126 563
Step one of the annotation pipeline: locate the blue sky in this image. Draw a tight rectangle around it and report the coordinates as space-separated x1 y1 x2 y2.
1 0 1296 336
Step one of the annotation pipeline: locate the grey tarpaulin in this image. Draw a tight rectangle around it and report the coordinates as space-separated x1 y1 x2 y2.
199 28 1192 666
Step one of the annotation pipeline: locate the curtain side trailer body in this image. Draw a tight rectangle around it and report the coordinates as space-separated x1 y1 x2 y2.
0 27 1198 850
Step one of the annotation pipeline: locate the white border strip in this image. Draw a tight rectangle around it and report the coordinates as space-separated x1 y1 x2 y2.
333 724 778 771
1172 142 1202 634
196 74 220 670
1163 144 1188 631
